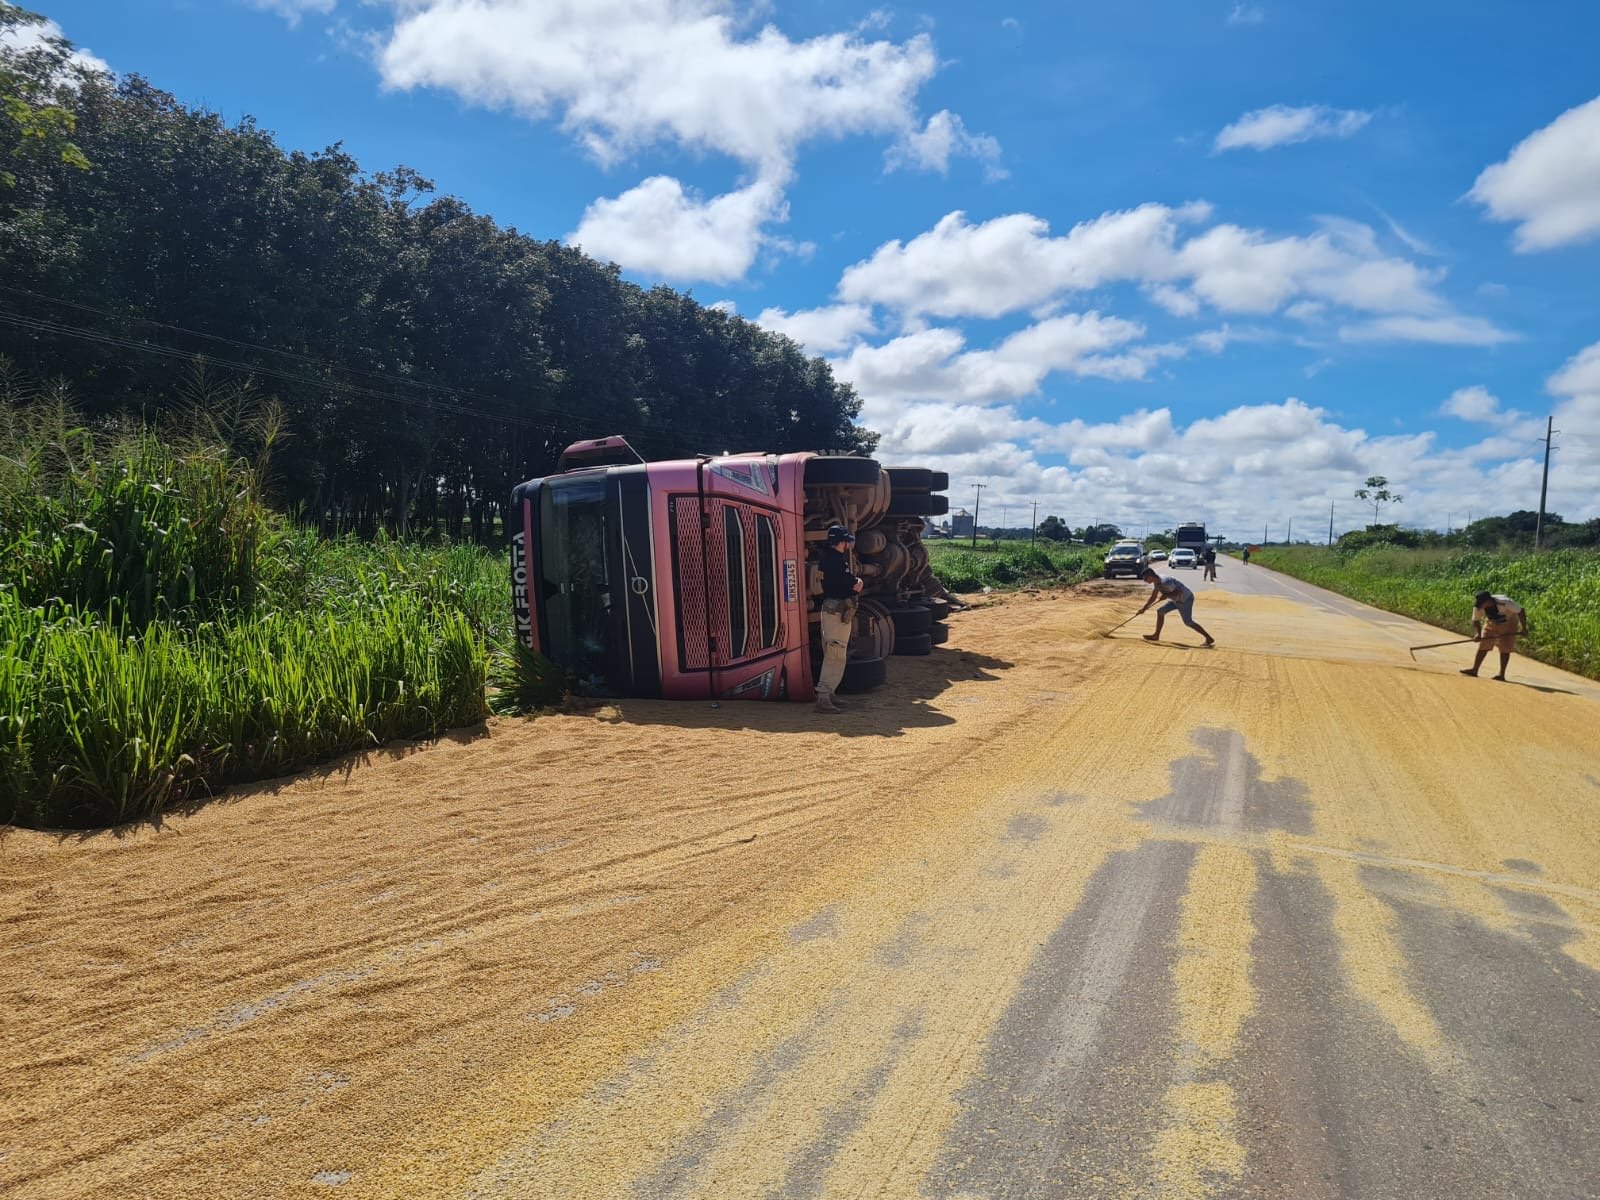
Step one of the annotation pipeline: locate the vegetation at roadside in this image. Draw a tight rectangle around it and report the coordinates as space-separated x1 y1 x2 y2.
1251 544 1600 681
928 540 1106 593
0 386 498 830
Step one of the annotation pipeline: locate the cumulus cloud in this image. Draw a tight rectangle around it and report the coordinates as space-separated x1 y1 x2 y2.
1469 94 1600 251
1440 386 1502 422
375 0 940 174
830 311 1151 407
886 110 1005 178
1213 104 1373 153
568 175 789 283
754 303 877 353
833 203 1499 342
1547 339 1600 475
246 0 336 27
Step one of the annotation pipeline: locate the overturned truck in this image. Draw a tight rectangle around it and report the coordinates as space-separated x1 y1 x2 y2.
510 437 954 701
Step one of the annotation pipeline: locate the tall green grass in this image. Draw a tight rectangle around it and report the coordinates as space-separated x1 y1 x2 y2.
0 389 495 829
1253 544 1600 681
928 540 1106 592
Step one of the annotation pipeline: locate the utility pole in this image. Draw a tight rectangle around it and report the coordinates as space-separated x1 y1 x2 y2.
1000 503 1009 540
1328 499 1335 546
971 483 986 549
1263 521 1268 546
1286 518 1292 545
1535 416 1558 551
1030 499 1038 546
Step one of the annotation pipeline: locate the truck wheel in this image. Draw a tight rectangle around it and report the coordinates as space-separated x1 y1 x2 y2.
885 467 933 492
885 490 937 517
893 632 933 656
928 494 949 516
838 655 888 693
929 471 949 491
889 605 932 634
805 456 881 487
928 622 950 645
926 598 951 621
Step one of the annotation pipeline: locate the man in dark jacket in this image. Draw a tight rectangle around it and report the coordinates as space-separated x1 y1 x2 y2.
815 524 863 713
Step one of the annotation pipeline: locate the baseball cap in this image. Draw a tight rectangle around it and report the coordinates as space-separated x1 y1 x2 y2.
826 524 855 543
1474 590 1493 606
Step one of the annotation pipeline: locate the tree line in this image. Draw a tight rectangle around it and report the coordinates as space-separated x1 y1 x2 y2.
0 5 873 539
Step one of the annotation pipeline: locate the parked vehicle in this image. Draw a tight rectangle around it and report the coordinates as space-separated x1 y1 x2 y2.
510 437 953 701
1103 541 1148 578
1148 550 1168 563
1169 548 1199 569
1175 521 1207 559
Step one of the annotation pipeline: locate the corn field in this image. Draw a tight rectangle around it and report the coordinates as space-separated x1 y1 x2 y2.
0 392 496 829
1252 545 1600 681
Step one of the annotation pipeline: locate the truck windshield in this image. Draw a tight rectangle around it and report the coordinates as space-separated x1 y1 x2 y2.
538 474 618 692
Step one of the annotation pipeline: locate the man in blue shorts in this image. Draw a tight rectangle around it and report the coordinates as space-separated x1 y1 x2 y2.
1137 567 1216 647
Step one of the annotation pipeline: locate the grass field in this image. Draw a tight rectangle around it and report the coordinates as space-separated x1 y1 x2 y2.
0 403 497 829
1251 544 1600 681
927 539 1107 592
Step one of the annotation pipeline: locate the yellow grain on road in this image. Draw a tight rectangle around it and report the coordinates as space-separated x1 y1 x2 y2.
3 572 1598 1200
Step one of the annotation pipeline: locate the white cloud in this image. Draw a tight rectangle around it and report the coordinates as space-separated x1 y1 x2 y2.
832 203 1489 337
1338 315 1517 346
831 311 1150 408
567 175 789 283
1213 104 1373 153
837 203 1209 320
1547 340 1600 477
886 110 1005 179
1469 94 1600 251
754 303 877 353
1440 386 1502 422
375 0 940 175
246 0 336 27
1226 4 1265 25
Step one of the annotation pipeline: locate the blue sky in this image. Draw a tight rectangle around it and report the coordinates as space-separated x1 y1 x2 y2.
22 0 1600 537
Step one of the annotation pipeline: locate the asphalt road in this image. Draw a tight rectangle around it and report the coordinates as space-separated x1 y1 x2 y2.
4 564 1598 1199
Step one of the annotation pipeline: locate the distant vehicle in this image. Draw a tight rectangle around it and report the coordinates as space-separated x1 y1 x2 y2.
1175 521 1207 557
1103 541 1148 579
1148 550 1168 562
1169 548 1199 569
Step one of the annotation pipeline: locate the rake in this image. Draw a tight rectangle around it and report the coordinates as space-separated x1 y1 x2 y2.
1102 609 1146 639
1407 636 1481 661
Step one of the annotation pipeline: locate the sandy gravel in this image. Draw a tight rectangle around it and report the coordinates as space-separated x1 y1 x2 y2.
4 571 1598 1199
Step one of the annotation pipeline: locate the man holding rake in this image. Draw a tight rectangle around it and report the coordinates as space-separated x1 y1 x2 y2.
1136 567 1216 648
1461 590 1529 682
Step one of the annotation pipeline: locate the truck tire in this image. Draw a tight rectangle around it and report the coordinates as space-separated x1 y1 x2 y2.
885 490 937 517
838 655 888 693
928 622 950 645
893 632 933 656
889 605 932 634
806 456 881 487
885 467 933 492
926 598 951 622
929 494 949 516
929 471 949 491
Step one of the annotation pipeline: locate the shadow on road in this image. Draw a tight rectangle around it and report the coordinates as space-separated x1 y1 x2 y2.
572 646 1016 739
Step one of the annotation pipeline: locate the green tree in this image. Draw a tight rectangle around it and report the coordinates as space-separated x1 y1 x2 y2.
1354 475 1403 525
0 3 91 188
1037 514 1070 541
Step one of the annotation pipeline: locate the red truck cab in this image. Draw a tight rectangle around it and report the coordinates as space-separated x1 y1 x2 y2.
511 437 951 701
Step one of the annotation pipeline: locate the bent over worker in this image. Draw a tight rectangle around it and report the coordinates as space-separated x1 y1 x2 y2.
814 524 864 714
1461 590 1529 681
1137 567 1216 647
